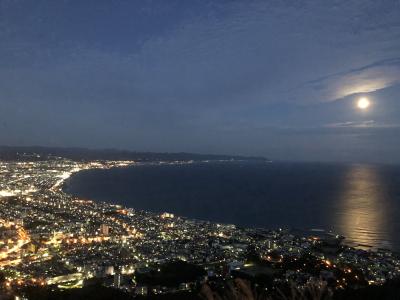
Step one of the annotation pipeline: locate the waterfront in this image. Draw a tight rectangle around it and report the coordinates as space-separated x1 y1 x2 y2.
1 157 400 299
65 161 400 251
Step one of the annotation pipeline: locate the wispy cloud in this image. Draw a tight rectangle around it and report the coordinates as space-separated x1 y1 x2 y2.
324 120 400 129
0 0 400 162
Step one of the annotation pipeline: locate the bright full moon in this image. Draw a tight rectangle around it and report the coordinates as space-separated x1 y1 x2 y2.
357 97 370 110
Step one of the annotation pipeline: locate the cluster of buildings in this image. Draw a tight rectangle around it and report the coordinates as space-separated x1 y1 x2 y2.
0 157 399 297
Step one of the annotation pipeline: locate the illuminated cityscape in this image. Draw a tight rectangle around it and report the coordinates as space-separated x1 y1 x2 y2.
0 156 399 299
2 0 400 298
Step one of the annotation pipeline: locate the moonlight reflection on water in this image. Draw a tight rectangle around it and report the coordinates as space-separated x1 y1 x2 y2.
337 165 391 249
65 162 400 251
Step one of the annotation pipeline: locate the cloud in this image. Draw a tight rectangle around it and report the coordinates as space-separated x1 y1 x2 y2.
0 0 400 162
323 120 400 128
2 0 400 107
301 58 400 103
122 0 400 105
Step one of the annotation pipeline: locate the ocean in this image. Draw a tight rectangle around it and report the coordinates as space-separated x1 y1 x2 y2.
64 161 400 251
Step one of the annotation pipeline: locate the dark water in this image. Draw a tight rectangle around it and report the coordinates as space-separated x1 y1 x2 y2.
64 162 400 251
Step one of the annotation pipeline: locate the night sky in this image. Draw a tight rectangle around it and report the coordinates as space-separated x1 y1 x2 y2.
1 0 400 163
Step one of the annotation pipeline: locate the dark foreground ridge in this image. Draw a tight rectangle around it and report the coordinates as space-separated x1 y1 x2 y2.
0 145 268 162
4 276 400 300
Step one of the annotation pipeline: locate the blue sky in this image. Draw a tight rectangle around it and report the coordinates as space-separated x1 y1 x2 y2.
1 0 400 163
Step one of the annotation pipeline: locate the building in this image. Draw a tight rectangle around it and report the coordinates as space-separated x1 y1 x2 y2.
114 273 122 288
100 224 110 236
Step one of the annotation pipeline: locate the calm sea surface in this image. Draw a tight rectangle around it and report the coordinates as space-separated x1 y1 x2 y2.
64 162 400 251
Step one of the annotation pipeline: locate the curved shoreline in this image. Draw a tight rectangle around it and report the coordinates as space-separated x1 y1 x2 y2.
60 161 400 252
4 159 399 293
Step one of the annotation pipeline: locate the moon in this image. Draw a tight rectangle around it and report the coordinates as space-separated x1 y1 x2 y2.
357 97 370 110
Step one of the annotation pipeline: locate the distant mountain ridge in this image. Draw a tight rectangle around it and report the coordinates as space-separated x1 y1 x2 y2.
0 145 268 162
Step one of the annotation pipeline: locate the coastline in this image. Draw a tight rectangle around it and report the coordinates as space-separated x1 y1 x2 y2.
61 160 396 253
2 158 400 294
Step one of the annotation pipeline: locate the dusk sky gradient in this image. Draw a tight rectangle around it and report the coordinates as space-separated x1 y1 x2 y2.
1 0 400 163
